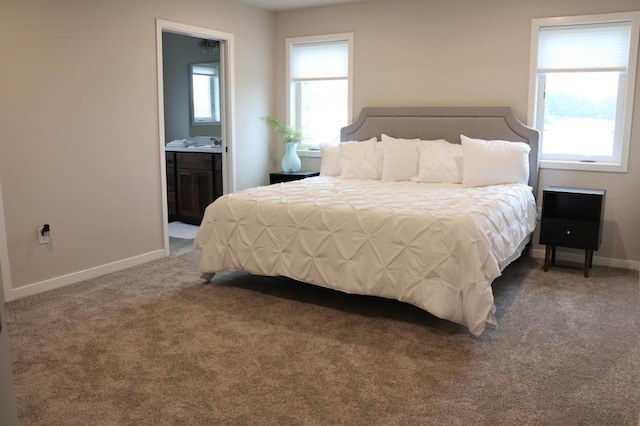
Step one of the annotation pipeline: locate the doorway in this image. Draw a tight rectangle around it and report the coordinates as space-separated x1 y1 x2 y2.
0 168 19 423
155 20 236 256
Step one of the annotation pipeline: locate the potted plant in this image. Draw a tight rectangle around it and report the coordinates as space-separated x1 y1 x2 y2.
261 116 303 173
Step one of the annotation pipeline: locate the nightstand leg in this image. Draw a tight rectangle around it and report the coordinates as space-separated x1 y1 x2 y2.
584 250 593 277
551 246 556 266
544 245 551 271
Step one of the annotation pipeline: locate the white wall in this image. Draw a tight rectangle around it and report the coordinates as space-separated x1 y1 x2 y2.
0 0 274 296
274 0 640 267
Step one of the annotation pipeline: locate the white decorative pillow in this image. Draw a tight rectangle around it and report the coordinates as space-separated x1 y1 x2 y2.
414 140 463 183
381 134 421 181
339 138 382 180
460 134 531 187
319 143 341 176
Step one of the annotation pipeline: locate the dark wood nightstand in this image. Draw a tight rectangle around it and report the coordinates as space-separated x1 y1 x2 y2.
539 186 606 277
269 171 320 184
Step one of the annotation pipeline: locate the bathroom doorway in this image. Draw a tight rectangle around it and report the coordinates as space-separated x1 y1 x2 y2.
155 20 235 255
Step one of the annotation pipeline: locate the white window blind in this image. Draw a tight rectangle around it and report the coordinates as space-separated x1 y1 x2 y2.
538 22 632 72
192 64 218 76
291 41 349 80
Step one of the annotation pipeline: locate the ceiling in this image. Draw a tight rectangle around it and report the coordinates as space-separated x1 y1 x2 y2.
236 0 371 11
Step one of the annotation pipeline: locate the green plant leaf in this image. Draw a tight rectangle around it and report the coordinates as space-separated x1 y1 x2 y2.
261 116 303 144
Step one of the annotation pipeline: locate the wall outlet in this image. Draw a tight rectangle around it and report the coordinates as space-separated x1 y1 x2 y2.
37 226 50 245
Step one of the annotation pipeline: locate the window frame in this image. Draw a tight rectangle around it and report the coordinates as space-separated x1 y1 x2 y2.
190 62 221 125
527 12 640 173
285 33 353 156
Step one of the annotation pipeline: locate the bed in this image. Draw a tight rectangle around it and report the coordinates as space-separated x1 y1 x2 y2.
195 107 539 335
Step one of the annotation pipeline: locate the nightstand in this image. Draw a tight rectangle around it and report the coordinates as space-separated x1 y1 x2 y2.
269 171 320 184
539 186 606 277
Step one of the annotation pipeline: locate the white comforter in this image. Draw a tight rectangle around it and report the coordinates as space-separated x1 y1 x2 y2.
195 177 537 335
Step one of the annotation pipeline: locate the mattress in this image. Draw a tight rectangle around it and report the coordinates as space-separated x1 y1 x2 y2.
195 176 537 335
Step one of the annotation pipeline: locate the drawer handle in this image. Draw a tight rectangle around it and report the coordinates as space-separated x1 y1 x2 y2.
566 230 571 235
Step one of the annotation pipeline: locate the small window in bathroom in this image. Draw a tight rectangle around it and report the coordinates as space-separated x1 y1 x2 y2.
191 62 220 124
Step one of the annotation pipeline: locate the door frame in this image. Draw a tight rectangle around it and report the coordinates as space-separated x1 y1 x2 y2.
0 169 12 301
155 19 236 255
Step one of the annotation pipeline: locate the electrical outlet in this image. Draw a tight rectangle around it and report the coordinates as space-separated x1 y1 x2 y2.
37 226 50 244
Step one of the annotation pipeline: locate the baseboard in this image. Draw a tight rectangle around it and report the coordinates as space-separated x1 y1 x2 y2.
6 248 636 301
531 248 640 271
7 250 166 301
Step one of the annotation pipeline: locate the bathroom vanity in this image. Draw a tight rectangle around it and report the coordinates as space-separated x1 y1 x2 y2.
166 147 223 225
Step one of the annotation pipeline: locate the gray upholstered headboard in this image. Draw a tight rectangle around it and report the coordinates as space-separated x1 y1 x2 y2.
340 107 540 195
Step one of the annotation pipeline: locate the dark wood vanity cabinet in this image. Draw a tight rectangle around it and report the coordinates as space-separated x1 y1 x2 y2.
166 151 222 225
166 153 177 217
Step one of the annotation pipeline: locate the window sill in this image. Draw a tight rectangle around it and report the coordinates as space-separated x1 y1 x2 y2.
296 149 321 158
540 159 627 173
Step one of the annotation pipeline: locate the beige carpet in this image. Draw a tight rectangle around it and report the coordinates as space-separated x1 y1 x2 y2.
5 251 640 425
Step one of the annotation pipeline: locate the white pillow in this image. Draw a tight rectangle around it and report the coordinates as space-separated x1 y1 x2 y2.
319 142 341 176
460 134 531 187
339 138 382 180
381 134 421 181
414 140 463 183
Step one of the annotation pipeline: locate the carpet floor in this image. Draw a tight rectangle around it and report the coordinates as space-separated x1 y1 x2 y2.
5 251 640 425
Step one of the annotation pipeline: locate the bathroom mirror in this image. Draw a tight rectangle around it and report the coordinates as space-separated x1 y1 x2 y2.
190 62 220 124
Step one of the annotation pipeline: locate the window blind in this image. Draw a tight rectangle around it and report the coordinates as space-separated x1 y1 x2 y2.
538 21 632 72
192 64 218 76
291 40 349 80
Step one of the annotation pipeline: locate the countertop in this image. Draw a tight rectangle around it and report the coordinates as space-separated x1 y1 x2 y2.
165 146 223 154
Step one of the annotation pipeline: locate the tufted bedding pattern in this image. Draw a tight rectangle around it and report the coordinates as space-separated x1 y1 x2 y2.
195 176 537 335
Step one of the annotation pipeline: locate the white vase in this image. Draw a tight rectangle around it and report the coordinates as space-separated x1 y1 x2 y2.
281 142 301 172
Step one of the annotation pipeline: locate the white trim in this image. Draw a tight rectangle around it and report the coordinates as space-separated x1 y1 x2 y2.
296 149 321 158
532 11 640 28
0 171 12 302
291 76 347 82
531 248 640 271
156 20 236 256
6 250 165 301
539 159 628 172
537 67 628 73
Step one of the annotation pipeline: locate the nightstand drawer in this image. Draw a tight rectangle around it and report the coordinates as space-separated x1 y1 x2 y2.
540 218 601 250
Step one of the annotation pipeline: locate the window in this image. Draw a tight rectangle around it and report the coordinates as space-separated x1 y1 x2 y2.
191 62 220 124
286 33 353 151
528 12 640 172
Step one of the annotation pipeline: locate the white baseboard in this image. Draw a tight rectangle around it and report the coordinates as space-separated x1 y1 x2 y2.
7 250 166 301
531 248 640 271
5 248 636 301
